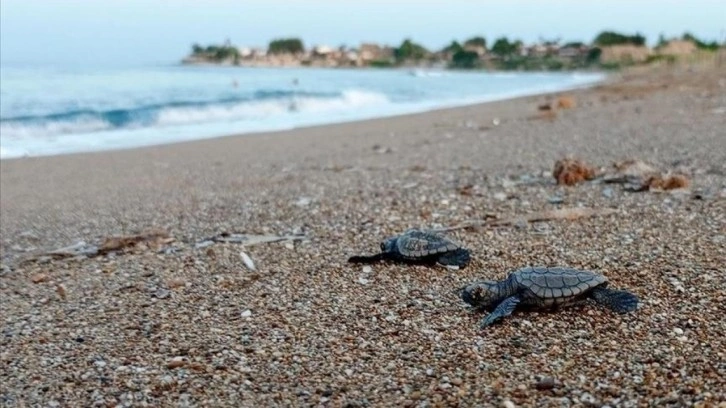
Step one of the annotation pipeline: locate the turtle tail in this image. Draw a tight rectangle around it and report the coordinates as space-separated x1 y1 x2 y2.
590 287 639 313
437 248 471 268
347 253 386 264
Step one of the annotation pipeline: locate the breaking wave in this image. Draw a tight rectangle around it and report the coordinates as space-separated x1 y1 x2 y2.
0 89 390 139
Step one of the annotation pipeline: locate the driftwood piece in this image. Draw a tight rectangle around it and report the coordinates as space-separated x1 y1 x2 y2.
195 233 307 248
436 207 617 232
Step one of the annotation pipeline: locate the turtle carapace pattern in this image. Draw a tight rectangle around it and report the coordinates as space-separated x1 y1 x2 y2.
348 228 470 268
460 266 639 328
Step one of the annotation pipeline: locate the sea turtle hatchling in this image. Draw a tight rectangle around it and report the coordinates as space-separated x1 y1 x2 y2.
348 228 471 268
460 266 639 328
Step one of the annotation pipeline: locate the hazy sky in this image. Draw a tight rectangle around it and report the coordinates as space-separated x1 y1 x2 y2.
1 0 724 67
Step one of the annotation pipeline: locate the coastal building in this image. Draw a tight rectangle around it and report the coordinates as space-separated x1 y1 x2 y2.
599 45 652 64
358 43 383 61
656 40 698 56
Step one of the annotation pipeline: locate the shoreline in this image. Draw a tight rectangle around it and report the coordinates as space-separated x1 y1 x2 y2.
0 71 607 161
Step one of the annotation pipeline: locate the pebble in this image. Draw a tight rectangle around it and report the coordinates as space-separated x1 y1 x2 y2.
673 327 684 335
55 284 67 300
362 266 372 274
295 197 313 207
503 400 516 408
535 377 556 390
602 187 614 198
154 288 170 299
241 309 252 318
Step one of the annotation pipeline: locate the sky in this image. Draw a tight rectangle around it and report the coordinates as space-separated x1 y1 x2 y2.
1 0 724 67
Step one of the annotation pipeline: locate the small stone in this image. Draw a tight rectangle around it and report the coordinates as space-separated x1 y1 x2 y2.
493 192 508 201
166 358 187 369
56 284 67 300
673 327 684 335
295 197 312 207
241 309 252 318
362 266 372 274
426 368 434 377
503 400 516 408
535 377 556 390
31 273 49 284
602 187 614 198
451 378 463 386
167 278 186 289
284 242 295 250
548 196 564 204
358 277 369 285
154 289 170 299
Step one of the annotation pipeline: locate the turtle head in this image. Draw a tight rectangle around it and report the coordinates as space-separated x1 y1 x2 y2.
380 236 397 253
460 280 501 309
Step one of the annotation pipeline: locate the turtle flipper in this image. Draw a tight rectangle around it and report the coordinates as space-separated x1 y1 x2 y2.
480 296 520 328
437 248 471 268
347 253 386 264
590 287 639 313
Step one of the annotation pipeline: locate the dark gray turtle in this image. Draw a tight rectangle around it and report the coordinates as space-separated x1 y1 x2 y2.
460 266 639 328
348 228 470 268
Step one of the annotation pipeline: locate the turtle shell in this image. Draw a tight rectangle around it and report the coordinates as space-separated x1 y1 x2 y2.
512 266 607 301
395 229 461 258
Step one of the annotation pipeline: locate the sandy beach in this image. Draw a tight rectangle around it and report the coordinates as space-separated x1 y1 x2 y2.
1 65 725 407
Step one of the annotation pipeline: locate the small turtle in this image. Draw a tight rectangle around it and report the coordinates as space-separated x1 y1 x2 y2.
348 228 470 268
460 266 639 328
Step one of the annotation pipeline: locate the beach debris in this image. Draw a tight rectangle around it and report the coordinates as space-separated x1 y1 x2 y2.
199 232 307 247
98 229 173 255
601 159 690 192
240 251 256 271
556 95 576 109
553 158 597 186
348 228 471 268
437 207 616 232
46 241 100 259
644 174 690 191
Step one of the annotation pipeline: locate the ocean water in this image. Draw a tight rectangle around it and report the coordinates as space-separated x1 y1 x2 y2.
0 65 605 159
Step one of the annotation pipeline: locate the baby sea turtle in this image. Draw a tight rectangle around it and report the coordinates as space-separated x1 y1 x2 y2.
460 266 639 328
348 228 470 268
